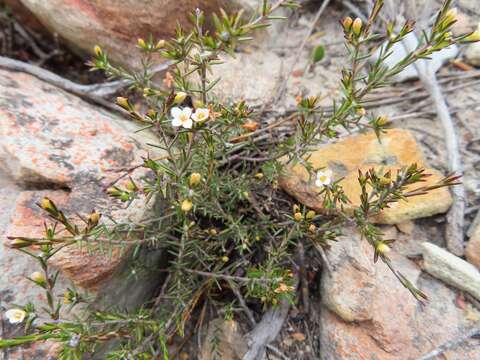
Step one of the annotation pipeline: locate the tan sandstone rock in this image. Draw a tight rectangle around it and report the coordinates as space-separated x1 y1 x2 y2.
319 231 480 359
279 129 453 224
466 224 480 269
16 0 252 69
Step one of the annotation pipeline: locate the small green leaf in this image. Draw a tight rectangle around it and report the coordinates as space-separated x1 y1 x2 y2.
312 45 325 63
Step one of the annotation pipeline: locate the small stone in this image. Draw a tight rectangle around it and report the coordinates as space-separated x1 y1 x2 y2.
422 242 480 301
279 129 452 224
466 224 480 268
395 220 415 235
465 42 480 67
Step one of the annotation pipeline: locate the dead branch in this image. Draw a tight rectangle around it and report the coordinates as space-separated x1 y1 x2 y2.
243 299 291 360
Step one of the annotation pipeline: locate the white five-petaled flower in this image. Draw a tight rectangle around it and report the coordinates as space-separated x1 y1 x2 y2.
5 309 26 324
171 107 193 129
192 108 210 123
315 168 333 187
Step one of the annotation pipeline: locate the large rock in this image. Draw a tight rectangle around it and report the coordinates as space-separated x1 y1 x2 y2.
279 129 453 224
0 67 160 290
466 224 480 268
319 231 480 359
16 0 251 69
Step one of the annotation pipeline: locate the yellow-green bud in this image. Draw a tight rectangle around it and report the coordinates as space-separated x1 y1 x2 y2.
31 271 46 284
294 212 303 222
306 210 316 220
63 291 72 304
379 176 391 186
352 17 362 36
189 172 202 186
89 211 101 226
126 180 137 191
445 8 457 24
209 228 218 236
342 16 353 31
39 197 54 212
221 256 229 263
181 199 193 212
376 242 391 254
174 92 187 104
116 97 130 109
308 224 317 232
356 107 366 116
465 25 480 42
155 39 166 49
137 38 147 48
10 239 31 248
94 45 102 56
254 172 264 180
377 115 389 126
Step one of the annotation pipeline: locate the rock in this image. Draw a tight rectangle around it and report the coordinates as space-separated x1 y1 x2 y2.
200 319 248 360
0 67 161 291
319 232 480 359
279 129 453 224
422 242 480 301
372 33 458 82
466 224 480 268
17 0 251 69
465 42 480 67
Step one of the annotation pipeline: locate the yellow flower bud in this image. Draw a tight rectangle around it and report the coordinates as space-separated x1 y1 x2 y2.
352 17 362 36
379 176 391 186
181 199 193 212
465 25 480 42
89 211 101 225
94 45 102 56
306 210 316 220
342 16 353 31
126 180 137 191
377 115 389 126
376 242 391 254
193 99 204 109
116 97 130 109
294 212 303 222
209 228 218 236
272 298 278 305
293 204 300 213
445 8 457 24
137 38 147 48
254 173 264 180
10 238 31 248
174 92 187 104
189 172 202 186
356 107 366 116
308 224 317 232
221 256 229 263
156 39 166 49
63 291 72 304
31 271 46 283
39 197 54 212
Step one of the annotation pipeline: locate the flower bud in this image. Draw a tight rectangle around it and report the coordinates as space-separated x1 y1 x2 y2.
209 228 218 236
9 238 31 249
63 291 72 304
377 115 389 126
294 212 303 222
465 24 480 42
155 39 166 49
126 180 137 191
174 92 187 105
379 176 391 186
221 256 229 263
308 224 317 232
356 107 366 116
39 197 54 212
342 16 353 31
306 210 316 220
89 211 101 226
94 45 102 56
254 173 264 180
352 18 362 36
293 204 300 213
181 199 193 212
189 172 202 186
31 271 46 284
116 97 130 110
376 242 391 254
445 8 457 24
137 38 147 48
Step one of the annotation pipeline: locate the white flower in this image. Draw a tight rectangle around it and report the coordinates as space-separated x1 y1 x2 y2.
191 108 210 123
5 309 26 324
171 107 193 129
315 168 333 187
